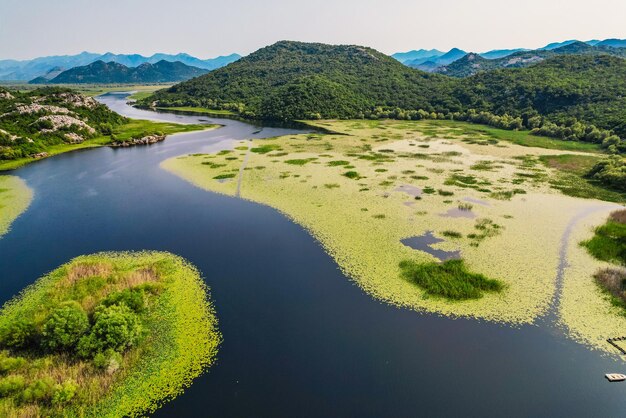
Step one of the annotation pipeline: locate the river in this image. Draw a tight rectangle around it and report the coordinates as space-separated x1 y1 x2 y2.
1 92 624 417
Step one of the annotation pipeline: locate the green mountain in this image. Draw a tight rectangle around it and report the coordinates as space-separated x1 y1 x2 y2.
436 42 626 77
0 87 125 160
32 60 209 84
146 41 456 120
144 41 626 149
454 54 626 139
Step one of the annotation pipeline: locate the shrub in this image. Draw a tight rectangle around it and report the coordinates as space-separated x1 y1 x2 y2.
0 353 27 373
77 305 142 357
0 375 25 397
41 302 89 352
51 380 77 405
100 288 145 313
93 349 123 374
0 318 37 349
20 377 56 404
587 156 626 192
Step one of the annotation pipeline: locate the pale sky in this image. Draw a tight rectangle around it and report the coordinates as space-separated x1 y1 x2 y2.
1 0 625 60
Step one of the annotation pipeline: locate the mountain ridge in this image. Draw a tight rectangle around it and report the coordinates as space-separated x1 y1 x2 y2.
30 60 210 84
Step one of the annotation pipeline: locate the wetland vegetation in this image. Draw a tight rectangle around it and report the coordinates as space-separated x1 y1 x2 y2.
162 118 625 349
0 175 32 238
0 251 219 417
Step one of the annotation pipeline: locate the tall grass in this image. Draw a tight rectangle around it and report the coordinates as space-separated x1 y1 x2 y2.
399 259 504 300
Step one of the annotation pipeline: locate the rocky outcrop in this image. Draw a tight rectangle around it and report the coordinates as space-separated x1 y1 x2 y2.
110 134 166 148
31 152 49 159
64 132 85 144
37 115 96 135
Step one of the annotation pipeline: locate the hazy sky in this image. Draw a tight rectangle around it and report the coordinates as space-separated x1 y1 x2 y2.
1 0 625 60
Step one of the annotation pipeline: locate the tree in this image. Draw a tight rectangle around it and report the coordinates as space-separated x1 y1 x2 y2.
77 304 142 357
41 302 89 352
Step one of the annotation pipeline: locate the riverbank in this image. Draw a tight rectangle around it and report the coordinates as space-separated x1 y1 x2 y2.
162 119 624 348
0 251 220 417
0 119 215 171
0 175 32 238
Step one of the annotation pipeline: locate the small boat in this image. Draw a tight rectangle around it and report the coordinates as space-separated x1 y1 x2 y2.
605 373 626 382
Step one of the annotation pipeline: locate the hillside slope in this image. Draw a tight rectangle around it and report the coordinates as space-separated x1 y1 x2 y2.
144 41 626 149
146 41 458 119
0 87 126 160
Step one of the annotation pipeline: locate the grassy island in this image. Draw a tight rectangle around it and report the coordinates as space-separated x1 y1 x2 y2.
0 251 219 417
0 175 32 238
162 118 626 351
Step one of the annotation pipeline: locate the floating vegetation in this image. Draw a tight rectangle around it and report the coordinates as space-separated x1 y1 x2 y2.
162 118 625 339
0 175 32 238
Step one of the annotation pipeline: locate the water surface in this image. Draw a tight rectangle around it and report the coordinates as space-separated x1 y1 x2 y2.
1 93 625 417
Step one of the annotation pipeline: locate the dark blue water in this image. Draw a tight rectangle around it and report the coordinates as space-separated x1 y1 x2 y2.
1 93 625 417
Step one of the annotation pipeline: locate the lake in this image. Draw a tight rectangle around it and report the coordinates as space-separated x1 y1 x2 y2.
1 93 624 417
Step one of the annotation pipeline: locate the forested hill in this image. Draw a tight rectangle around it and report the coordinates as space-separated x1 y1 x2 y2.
142 41 626 151
143 41 458 120
453 55 626 139
31 60 209 84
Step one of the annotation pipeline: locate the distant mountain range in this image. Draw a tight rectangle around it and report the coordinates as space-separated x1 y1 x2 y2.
436 41 626 77
0 52 241 81
391 38 626 76
29 60 210 84
393 38 626 71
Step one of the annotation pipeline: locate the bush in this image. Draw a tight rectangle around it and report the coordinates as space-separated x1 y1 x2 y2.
100 288 145 313
0 375 26 397
20 377 55 404
0 353 27 373
587 156 626 192
77 304 142 357
93 349 123 374
51 380 77 405
41 301 89 352
0 318 37 349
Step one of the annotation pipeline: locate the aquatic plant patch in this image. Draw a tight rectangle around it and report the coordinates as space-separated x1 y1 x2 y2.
0 175 33 238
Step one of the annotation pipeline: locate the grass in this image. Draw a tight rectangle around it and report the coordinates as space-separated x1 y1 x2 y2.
539 154 626 203
424 120 603 153
581 209 626 265
0 119 213 171
399 259 504 300
0 175 33 238
0 251 219 417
